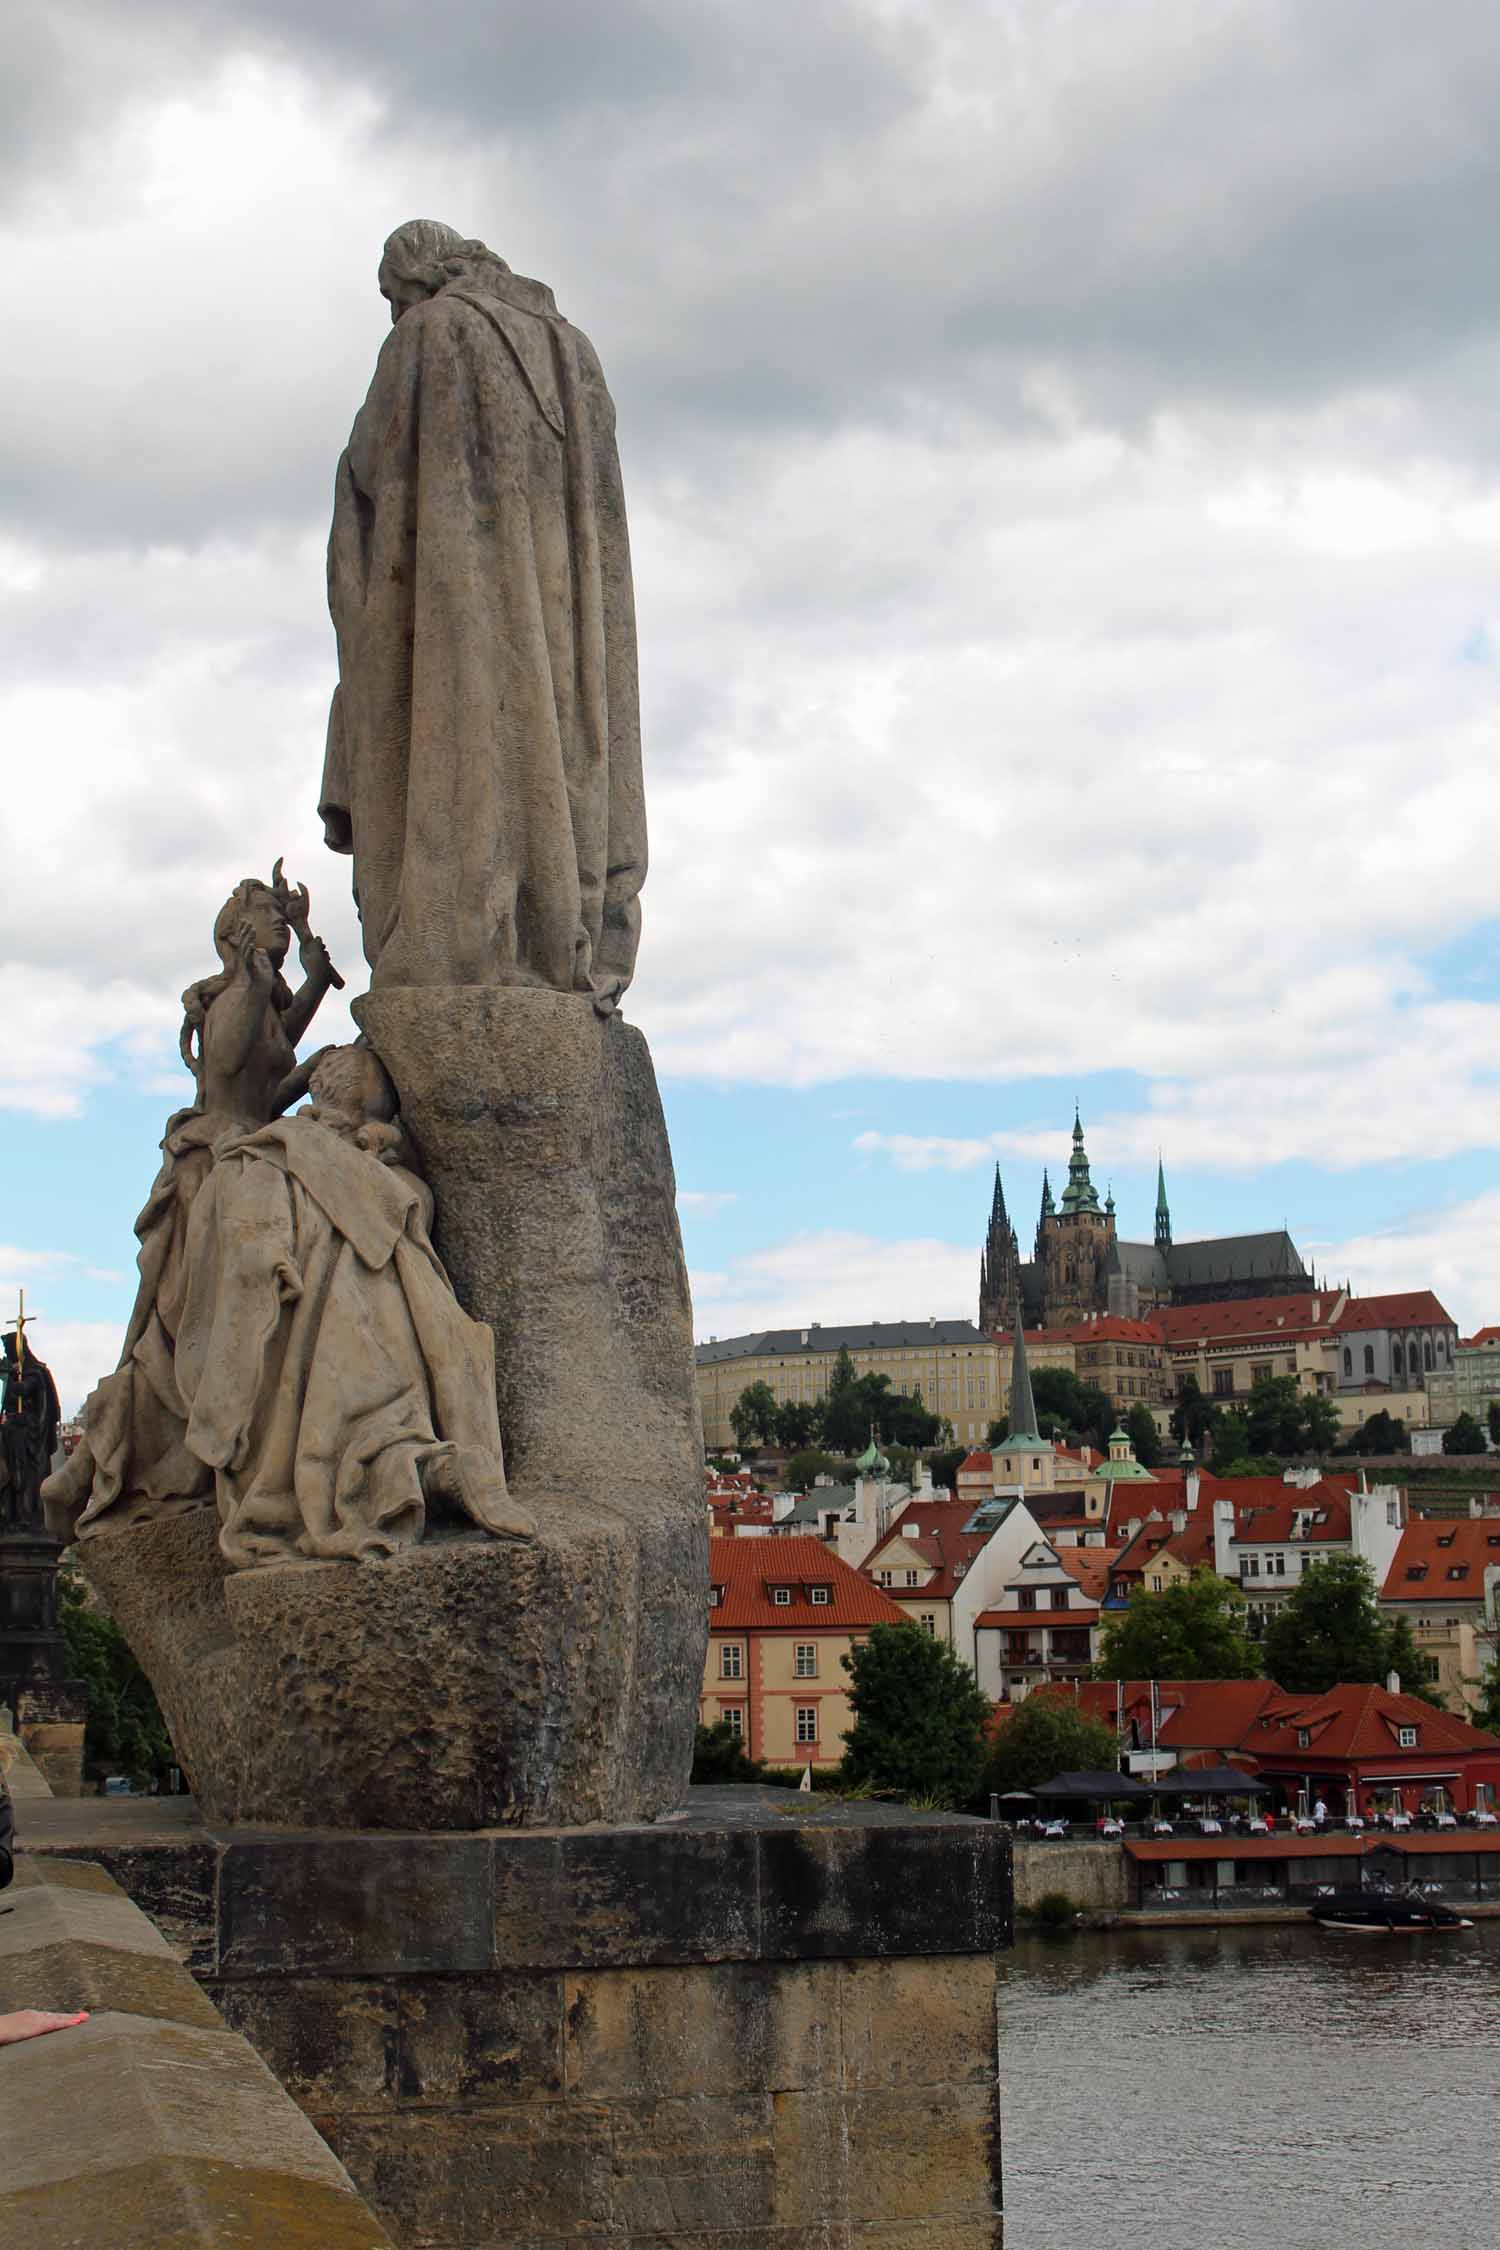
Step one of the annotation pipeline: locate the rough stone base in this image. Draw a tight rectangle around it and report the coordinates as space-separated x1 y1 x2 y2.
20 1790 1011 2249
79 1497 698 1830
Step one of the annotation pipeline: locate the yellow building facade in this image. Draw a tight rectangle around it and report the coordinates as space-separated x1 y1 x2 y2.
696 1320 1004 1453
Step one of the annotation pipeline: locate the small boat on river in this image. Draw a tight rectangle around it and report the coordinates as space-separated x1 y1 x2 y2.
1308 1888 1473 1933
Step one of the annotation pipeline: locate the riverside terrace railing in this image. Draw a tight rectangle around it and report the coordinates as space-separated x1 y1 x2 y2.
1128 1834 1500 1911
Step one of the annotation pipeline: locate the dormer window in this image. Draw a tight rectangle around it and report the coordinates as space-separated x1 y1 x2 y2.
709 1585 724 1607
1405 1564 1428 1581
1447 1565 1469 1581
1297 1728 1311 1749
809 1585 831 1606
1398 1725 1418 1748
771 1587 792 1607
1437 1532 1455 1548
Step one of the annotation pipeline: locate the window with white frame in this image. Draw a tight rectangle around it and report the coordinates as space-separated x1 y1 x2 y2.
795 1706 818 1744
920 1614 936 1635
720 1642 743 1680
794 1643 817 1677
809 1585 831 1606
772 1587 791 1607
722 1706 743 1738
1398 1725 1418 1748
904 1570 920 1586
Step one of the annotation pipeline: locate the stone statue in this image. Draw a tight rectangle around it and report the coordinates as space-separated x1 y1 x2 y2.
44 866 342 1542
321 218 647 1010
0 1332 61 1534
175 1044 532 1566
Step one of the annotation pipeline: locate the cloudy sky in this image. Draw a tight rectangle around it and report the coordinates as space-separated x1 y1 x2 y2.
7 0 1500 1407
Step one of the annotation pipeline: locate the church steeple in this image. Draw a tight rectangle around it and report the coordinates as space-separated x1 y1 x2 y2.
1155 1154 1172 1251
1007 1300 1041 1445
978 1164 1021 1334
1059 1108 1100 1215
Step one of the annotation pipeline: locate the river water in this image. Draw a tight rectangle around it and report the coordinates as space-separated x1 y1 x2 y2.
997 1920 1500 2249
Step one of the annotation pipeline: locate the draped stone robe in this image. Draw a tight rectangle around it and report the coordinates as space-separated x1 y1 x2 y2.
321 269 646 1007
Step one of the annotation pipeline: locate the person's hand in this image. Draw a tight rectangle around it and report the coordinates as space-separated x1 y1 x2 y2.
234 921 276 992
0 2008 89 2046
299 932 343 990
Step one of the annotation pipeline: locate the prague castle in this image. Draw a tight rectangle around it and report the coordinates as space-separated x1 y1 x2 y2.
978 1110 1311 1334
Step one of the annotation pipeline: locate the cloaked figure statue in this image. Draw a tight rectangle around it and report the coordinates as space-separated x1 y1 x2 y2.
321 218 647 1011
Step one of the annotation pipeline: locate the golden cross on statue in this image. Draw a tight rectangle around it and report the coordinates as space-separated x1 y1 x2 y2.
10 1288 32 1391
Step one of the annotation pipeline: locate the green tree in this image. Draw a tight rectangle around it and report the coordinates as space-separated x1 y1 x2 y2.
985 1695 1122 1797
841 1624 990 1808
1170 1375 1214 1453
1245 1375 1305 1458
823 1368 891 1453
785 1447 837 1492
1299 1391 1341 1456
1031 1369 1114 1450
927 1444 968 1494
1487 1401 1500 1451
885 1386 943 1449
1095 1572 1261 1682
1124 1403 1162 1468
690 1720 761 1784
1345 1409 1405 1456
774 1399 821 1450
1469 1648 1500 1735
985 1415 1010 1446
1260 1554 1436 1696
1444 1411 1488 1457
57 1571 174 1788
1210 1410 1251 1474
729 1380 779 1450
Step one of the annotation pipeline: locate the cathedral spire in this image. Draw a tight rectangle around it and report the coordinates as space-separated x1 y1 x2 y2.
991 1163 1007 1227
1059 1109 1100 1215
1155 1154 1172 1251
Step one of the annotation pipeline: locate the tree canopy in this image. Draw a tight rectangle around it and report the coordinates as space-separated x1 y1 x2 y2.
690 1719 761 1784
1124 1403 1162 1468
1260 1554 1438 1699
841 1623 990 1807
1095 1571 1261 1683
1031 1368 1115 1450
1170 1375 1215 1452
729 1380 778 1449
985 1695 1121 1797
1344 1409 1406 1456
1443 1411 1488 1457
58 1570 174 1787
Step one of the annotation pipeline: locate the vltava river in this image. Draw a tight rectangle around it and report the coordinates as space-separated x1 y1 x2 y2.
998 1921 1500 2249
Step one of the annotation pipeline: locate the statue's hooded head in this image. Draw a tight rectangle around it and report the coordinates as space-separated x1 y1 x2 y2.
379 220 511 323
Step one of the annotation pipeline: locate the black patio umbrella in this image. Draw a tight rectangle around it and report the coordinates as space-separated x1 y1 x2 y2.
1151 1765 1268 1799
1032 1770 1155 1803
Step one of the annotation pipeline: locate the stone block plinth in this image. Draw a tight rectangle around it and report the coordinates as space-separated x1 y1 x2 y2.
22 1789 1011 2248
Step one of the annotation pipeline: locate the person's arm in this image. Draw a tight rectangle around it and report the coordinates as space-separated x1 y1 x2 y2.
280 879 344 1047
0 2009 89 2046
272 1047 337 1119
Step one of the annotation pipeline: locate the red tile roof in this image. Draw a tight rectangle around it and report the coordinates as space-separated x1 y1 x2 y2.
708 1537 907 1631
1214 1479 1355 1546
1463 1327 1500 1348
1158 1294 1339 1346
1381 1517 1500 1601
1064 1316 1165 1345
1056 1547 1120 1602
864 1500 993 1600
975 1604 1099 1630
1334 1291 1454 1333
1246 1682 1500 1760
